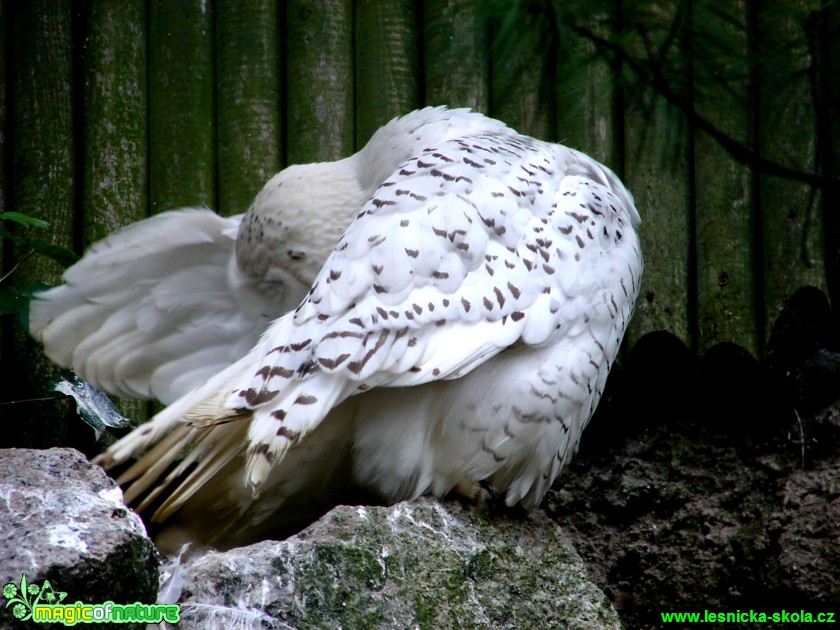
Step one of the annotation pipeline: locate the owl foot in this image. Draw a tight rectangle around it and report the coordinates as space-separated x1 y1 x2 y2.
451 479 501 506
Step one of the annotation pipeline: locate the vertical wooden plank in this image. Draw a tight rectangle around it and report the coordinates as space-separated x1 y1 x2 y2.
818 0 840 311
423 0 490 112
757 0 826 347
286 0 354 165
10 1 75 272
149 0 215 214
694 0 759 356
80 0 149 423
216 1 283 216
489 2 555 140
81 1 148 245
3 0 76 446
0 0 7 268
554 14 620 170
354 0 421 148
622 6 693 350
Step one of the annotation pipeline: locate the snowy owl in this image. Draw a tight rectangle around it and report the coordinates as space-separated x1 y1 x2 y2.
30 107 642 550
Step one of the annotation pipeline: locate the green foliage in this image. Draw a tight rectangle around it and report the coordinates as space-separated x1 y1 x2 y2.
0 211 79 326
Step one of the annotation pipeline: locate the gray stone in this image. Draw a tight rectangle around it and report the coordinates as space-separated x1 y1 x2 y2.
170 497 619 629
0 448 158 628
778 460 840 603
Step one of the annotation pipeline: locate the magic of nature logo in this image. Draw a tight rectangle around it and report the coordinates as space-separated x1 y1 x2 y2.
3 573 180 625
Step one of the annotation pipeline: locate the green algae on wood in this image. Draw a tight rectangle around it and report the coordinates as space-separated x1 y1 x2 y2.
286 0 354 166
216 0 283 216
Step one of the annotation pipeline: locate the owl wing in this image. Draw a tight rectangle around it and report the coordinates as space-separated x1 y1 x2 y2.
121 131 635 511
29 209 298 403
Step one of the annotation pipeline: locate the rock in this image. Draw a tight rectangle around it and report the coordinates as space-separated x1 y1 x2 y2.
0 448 158 628
169 497 619 629
777 460 840 603
547 370 840 627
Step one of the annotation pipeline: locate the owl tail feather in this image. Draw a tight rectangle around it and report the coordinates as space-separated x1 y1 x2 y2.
95 322 361 528
92 349 261 525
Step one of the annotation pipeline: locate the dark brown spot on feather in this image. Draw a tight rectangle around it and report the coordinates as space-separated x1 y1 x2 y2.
347 330 389 375
276 426 300 440
256 365 294 379
244 388 279 406
319 352 351 369
494 286 506 308
323 330 365 340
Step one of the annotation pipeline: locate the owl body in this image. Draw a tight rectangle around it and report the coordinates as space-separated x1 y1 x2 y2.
31 108 641 549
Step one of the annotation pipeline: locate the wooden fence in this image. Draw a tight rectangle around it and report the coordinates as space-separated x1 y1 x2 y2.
2 0 838 442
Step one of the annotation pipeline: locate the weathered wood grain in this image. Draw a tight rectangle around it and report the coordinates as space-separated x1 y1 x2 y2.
694 0 759 356
354 0 421 148
216 0 283 215
424 0 490 112
149 0 216 214
286 0 354 164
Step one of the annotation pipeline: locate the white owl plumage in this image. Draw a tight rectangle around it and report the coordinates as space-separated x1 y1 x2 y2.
30 107 642 550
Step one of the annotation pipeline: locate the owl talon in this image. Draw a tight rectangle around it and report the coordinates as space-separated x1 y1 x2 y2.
451 479 502 506
479 479 499 502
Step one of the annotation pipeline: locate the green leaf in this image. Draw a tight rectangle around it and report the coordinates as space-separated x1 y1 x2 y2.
29 240 80 268
0 211 50 230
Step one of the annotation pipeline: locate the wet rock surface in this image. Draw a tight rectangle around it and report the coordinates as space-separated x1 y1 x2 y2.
0 448 158 629
166 497 619 629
